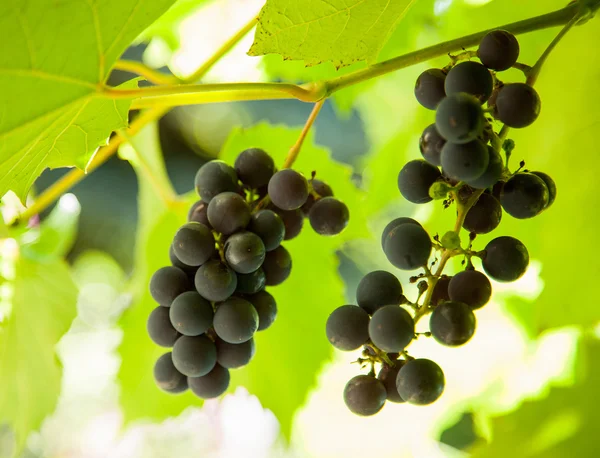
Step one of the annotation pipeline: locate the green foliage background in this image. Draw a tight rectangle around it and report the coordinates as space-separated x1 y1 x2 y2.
1 0 599 456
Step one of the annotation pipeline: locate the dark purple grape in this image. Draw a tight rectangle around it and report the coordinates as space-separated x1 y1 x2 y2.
247 290 277 331
356 270 403 315
172 335 217 377
224 231 266 274
435 93 484 144
478 30 520 71
500 173 549 219
463 193 502 234
381 217 421 249
262 246 292 286
195 160 240 202
343 375 387 416
154 352 188 394
248 209 285 250
383 223 432 271
216 337 255 368
172 222 215 267
234 148 275 188
419 124 446 166
414 68 446 110
188 200 211 227
441 139 489 182
207 192 251 235
309 197 349 235
150 266 191 307
397 160 442 204
275 208 304 240
169 291 214 336
268 169 309 211
368 305 414 352
531 171 556 209
195 259 237 302
147 306 180 347
235 269 266 295
430 301 476 346
396 359 445 405
378 361 406 403
326 305 369 351
448 270 492 309
444 61 493 103
213 297 259 344
482 236 529 282
493 83 541 128
431 275 452 306
188 364 230 399
302 179 334 214
465 146 504 189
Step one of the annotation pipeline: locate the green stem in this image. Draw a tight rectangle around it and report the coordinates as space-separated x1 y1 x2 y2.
112 60 178 85
105 2 582 108
282 100 325 169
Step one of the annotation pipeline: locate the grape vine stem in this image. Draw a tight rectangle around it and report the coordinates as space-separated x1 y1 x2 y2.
112 60 178 85
282 100 325 169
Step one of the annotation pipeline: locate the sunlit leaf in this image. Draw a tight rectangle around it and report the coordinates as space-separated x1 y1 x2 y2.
0 256 77 449
0 0 176 201
249 0 417 68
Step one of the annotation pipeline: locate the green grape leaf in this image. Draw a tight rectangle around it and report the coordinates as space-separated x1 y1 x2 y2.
471 337 600 457
0 256 78 450
248 0 417 68
118 122 365 440
0 0 177 202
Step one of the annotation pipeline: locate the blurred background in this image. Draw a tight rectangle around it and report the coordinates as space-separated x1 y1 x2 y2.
6 0 600 456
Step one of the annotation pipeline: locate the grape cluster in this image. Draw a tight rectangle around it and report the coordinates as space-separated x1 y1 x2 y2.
149 148 349 398
327 30 557 416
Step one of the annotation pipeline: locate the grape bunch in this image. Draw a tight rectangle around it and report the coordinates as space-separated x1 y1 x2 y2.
148 148 350 399
327 30 557 416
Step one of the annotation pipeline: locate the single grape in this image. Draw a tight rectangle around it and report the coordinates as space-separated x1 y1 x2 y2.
235 269 266 295
444 61 494 103
195 259 237 302
383 223 432 270
441 139 489 182
224 231 266 274
247 290 277 331
248 209 285 251
268 169 309 211
216 337 256 369
149 266 191 307
478 30 520 71
325 305 370 351
172 335 217 377
448 270 492 309
172 222 215 267
343 374 387 416
169 291 214 336
368 305 414 352
275 208 304 240
493 83 541 128
302 179 334 214
262 245 292 286
194 160 240 202
356 270 403 315
377 361 406 403
531 171 556 209
169 244 195 274
465 146 504 189
435 93 484 144
397 160 442 204
154 352 188 394
207 192 251 235
147 306 180 347
234 148 275 188
482 236 529 282
430 301 476 346
309 197 350 235
500 173 549 219
419 124 446 166
188 200 211 228
414 68 447 110
213 297 259 344
431 275 452 306
396 358 445 405
463 192 502 234
188 364 230 399
380 217 421 249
